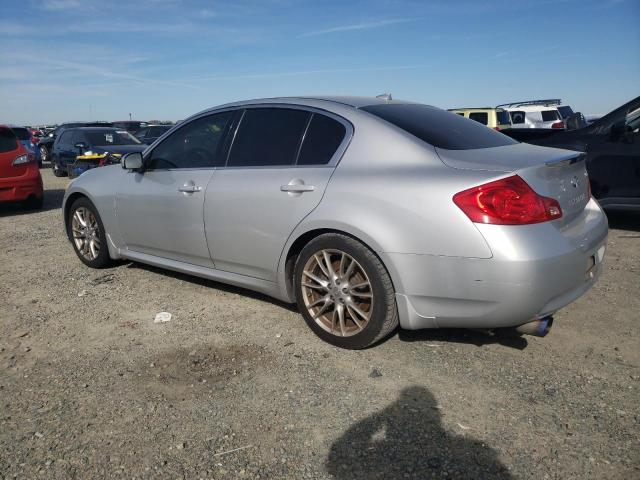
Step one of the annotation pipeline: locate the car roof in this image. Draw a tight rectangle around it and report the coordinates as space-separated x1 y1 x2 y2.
213 95 418 110
68 127 122 132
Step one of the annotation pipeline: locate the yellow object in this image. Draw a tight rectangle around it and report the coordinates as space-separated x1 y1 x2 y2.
448 108 512 130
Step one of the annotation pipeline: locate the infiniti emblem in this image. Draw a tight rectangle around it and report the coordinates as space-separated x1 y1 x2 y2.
570 176 579 188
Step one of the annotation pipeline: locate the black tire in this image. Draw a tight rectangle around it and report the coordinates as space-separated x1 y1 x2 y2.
67 197 113 269
52 160 67 177
39 145 49 163
22 195 43 210
294 233 398 349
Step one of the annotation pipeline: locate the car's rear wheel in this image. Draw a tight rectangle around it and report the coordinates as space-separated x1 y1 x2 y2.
39 145 48 163
294 233 398 349
52 160 66 177
68 197 112 268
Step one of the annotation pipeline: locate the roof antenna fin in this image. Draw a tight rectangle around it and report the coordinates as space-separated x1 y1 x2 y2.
376 93 392 101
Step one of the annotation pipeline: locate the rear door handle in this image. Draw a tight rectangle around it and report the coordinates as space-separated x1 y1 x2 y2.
178 184 202 193
280 184 315 193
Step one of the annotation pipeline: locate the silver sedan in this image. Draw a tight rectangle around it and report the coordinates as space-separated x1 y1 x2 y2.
62 97 608 349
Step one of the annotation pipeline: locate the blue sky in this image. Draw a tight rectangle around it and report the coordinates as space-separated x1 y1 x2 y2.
1 0 638 124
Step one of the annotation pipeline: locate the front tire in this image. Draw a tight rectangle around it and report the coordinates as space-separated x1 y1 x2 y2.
67 197 113 268
294 233 398 349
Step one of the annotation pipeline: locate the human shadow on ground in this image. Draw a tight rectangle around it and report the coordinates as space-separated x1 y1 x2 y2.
326 386 513 480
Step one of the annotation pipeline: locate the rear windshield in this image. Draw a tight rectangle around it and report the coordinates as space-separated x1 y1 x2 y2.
557 106 574 119
86 130 141 146
541 110 561 122
11 128 30 141
496 110 511 125
0 128 18 153
361 104 517 150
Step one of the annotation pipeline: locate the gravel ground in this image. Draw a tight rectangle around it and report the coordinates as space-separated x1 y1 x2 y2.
1 168 638 479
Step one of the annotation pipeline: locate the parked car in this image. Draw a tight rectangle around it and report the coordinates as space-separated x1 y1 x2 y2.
447 107 512 130
62 96 607 349
497 99 568 129
502 96 640 212
51 127 145 177
134 125 173 144
111 121 148 134
10 126 42 167
0 125 43 209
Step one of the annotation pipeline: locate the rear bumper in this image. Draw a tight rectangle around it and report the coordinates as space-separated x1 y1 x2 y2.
384 199 608 330
0 166 43 203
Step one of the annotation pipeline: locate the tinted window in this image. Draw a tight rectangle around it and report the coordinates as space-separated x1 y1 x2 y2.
148 126 171 137
58 131 73 145
541 110 561 122
557 106 574 119
496 110 511 125
361 104 517 150
85 130 141 146
135 128 148 139
0 128 18 153
468 112 488 125
11 128 30 141
147 112 232 169
509 111 526 124
228 108 310 167
297 114 346 165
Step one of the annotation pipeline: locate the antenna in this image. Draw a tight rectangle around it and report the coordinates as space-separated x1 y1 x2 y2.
376 93 392 101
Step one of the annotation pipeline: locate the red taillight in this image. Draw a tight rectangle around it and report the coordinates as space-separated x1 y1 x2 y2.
551 121 564 129
453 175 562 225
493 127 500 131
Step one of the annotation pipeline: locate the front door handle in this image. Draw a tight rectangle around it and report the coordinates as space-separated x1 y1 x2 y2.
178 184 202 193
280 184 315 193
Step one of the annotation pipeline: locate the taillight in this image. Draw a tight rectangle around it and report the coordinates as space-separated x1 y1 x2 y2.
453 175 562 225
493 127 500 131
12 153 34 166
551 121 564 129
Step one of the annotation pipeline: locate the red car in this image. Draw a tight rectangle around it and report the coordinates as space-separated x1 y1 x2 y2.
0 125 43 209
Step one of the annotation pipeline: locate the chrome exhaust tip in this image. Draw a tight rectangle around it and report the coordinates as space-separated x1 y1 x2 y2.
515 316 554 337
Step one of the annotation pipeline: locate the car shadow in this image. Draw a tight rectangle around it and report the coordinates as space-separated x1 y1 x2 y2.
0 188 65 217
606 211 640 232
125 262 298 313
397 328 528 350
326 386 514 479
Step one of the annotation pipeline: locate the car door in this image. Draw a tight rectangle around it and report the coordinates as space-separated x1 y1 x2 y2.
204 106 351 281
53 130 76 168
115 111 234 267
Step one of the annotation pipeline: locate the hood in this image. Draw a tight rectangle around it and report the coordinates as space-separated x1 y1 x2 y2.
91 144 146 155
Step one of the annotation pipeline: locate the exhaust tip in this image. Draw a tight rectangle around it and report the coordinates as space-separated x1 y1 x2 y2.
515 316 554 337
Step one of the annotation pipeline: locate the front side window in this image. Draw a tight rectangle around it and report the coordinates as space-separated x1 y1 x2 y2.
361 104 517 150
227 108 310 167
468 112 489 125
147 112 233 169
297 113 346 165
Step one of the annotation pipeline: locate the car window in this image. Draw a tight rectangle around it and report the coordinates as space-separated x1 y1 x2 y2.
509 111 526 124
297 113 346 165
361 104 517 150
85 130 141 146
468 112 488 125
135 128 148 139
58 131 73 146
541 110 561 122
557 106 574 119
496 110 511 125
227 108 311 167
70 131 83 146
0 128 18 153
149 126 171 136
147 112 233 169
10 128 30 141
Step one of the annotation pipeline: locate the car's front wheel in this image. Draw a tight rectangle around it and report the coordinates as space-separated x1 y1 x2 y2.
68 197 113 268
294 233 398 349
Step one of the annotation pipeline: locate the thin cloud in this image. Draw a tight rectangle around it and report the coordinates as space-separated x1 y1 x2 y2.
301 18 416 37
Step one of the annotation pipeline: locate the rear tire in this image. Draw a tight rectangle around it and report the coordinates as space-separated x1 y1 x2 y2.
67 197 113 269
52 160 67 177
39 145 49 163
294 233 398 349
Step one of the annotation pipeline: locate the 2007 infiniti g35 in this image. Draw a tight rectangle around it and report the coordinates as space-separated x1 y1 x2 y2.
62 97 608 349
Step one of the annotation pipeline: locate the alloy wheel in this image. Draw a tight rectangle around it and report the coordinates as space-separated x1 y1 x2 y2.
71 207 101 261
40 146 48 162
300 249 373 337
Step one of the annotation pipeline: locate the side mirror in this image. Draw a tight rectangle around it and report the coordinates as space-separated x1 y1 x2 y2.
122 152 143 171
74 142 87 152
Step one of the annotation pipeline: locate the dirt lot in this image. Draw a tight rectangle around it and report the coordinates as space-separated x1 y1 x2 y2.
1 168 638 479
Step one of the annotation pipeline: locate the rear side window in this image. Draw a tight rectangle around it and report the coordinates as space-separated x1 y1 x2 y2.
297 114 346 165
228 108 310 167
468 112 488 125
496 110 511 125
0 128 18 153
11 128 30 141
361 104 517 150
541 110 561 122
147 112 233 169
510 111 526 124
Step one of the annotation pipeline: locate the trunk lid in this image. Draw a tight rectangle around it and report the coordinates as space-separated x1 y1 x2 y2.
436 143 591 224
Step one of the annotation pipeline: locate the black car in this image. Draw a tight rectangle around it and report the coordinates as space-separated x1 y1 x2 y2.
38 121 112 163
51 127 146 177
111 121 148 134
503 97 640 212
134 125 173 145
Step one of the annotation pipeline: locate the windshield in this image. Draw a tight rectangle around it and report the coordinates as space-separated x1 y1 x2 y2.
361 103 517 150
86 130 141 146
11 128 30 141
